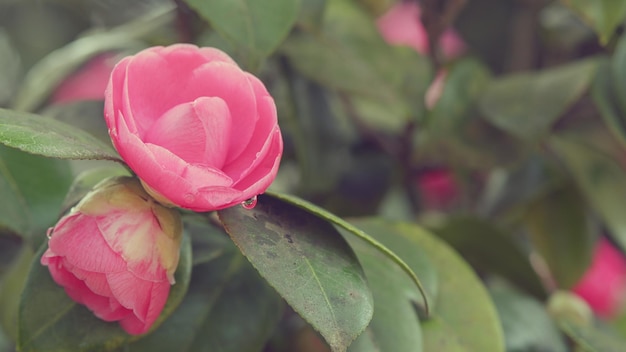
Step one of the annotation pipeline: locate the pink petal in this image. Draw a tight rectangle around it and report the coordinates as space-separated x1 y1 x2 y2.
230 127 283 193
188 61 258 159
71 267 114 297
47 214 127 273
223 95 279 182
104 56 131 134
53 54 117 104
45 256 130 321
144 97 231 167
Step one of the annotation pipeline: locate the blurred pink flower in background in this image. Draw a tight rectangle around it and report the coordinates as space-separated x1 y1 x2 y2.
376 1 465 59
41 177 182 335
51 53 118 104
572 238 626 319
105 44 283 212
416 168 458 210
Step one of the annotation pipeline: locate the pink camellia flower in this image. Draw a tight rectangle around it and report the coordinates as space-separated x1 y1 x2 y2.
376 1 465 59
104 44 283 211
572 238 626 319
52 53 118 104
41 176 182 335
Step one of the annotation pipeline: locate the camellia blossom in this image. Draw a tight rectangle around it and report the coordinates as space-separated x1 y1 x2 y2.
572 238 626 319
41 176 183 335
104 44 283 211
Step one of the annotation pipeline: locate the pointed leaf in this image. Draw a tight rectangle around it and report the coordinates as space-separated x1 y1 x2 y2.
17 234 192 352
480 58 599 141
593 57 626 148
217 195 373 352
550 135 626 252
559 0 626 45
0 108 120 161
524 186 593 288
559 321 626 352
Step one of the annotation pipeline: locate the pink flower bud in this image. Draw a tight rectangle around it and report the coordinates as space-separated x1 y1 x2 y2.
572 239 626 319
52 53 118 104
41 176 183 335
104 44 283 212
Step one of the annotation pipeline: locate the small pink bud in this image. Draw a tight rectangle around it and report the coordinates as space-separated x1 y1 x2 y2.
41 176 182 335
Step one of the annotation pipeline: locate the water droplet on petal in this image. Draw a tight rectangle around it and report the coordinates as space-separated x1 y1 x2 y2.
241 196 258 210
46 227 54 239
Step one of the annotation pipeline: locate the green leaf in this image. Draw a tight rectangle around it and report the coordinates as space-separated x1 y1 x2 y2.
590 57 626 148
0 247 33 341
0 108 120 161
524 186 593 288
17 234 192 352
266 191 430 313
559 0 626 45
480 58 599 141
349 219 505 352
184 0 300 69
217 195 373 352
0 145 72 243
550 135 626 252
430 216 546 299
611 32 626 115
128 221 282 352
342 218 504 352
428 59 491 136
343 230 426 352
280 0 431 133
559 321 626 352
489 283 567 352
0 28 21 106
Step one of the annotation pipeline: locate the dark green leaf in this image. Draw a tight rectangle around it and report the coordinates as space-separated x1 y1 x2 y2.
0 145 72 243
550 135 626 252
593 58 626 148
559 0 626 45
266 191 430 313
217 195 373 352
0 108 120 161
480 58 599 141
430 216 546 299
17 234 192 352
489 283 567 352
128 228 282 352
184 0 299 69
611 32 626 115
524 186 593 288
348 219 505 352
